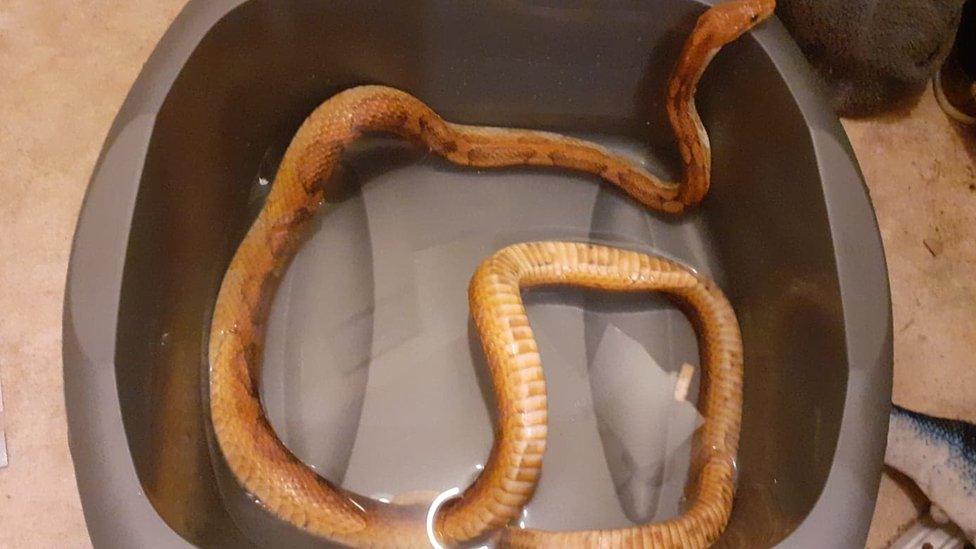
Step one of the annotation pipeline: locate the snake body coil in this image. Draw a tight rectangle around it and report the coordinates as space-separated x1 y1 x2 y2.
208 1 773 546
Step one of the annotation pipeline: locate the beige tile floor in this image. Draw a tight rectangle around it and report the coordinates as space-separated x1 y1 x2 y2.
0 1 973 547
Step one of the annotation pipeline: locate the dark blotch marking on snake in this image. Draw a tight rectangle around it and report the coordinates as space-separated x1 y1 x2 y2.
268 205 315 259
419 115 459 154
467 146 535 164
298 142 345 196
548 150 609 174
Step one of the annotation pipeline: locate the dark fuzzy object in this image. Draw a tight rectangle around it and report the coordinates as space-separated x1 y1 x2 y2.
777 0 966 116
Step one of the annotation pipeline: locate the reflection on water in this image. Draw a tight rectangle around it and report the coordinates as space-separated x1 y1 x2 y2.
589 324 702 524
258 136 718 540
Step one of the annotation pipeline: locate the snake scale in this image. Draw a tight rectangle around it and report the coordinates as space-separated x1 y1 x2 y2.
208 0 774 547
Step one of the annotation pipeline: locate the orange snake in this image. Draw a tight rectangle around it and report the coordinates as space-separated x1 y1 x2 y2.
208 0 773 546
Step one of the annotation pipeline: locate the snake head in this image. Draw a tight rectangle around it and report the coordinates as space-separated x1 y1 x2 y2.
698 0 776 44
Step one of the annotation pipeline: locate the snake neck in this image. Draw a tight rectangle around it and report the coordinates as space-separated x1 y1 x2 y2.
666 0 776 207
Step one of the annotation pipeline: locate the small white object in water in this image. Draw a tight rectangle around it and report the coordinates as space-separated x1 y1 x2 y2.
674 363 695 402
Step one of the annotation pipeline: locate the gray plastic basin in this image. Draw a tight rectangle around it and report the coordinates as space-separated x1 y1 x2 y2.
63 1 892 547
